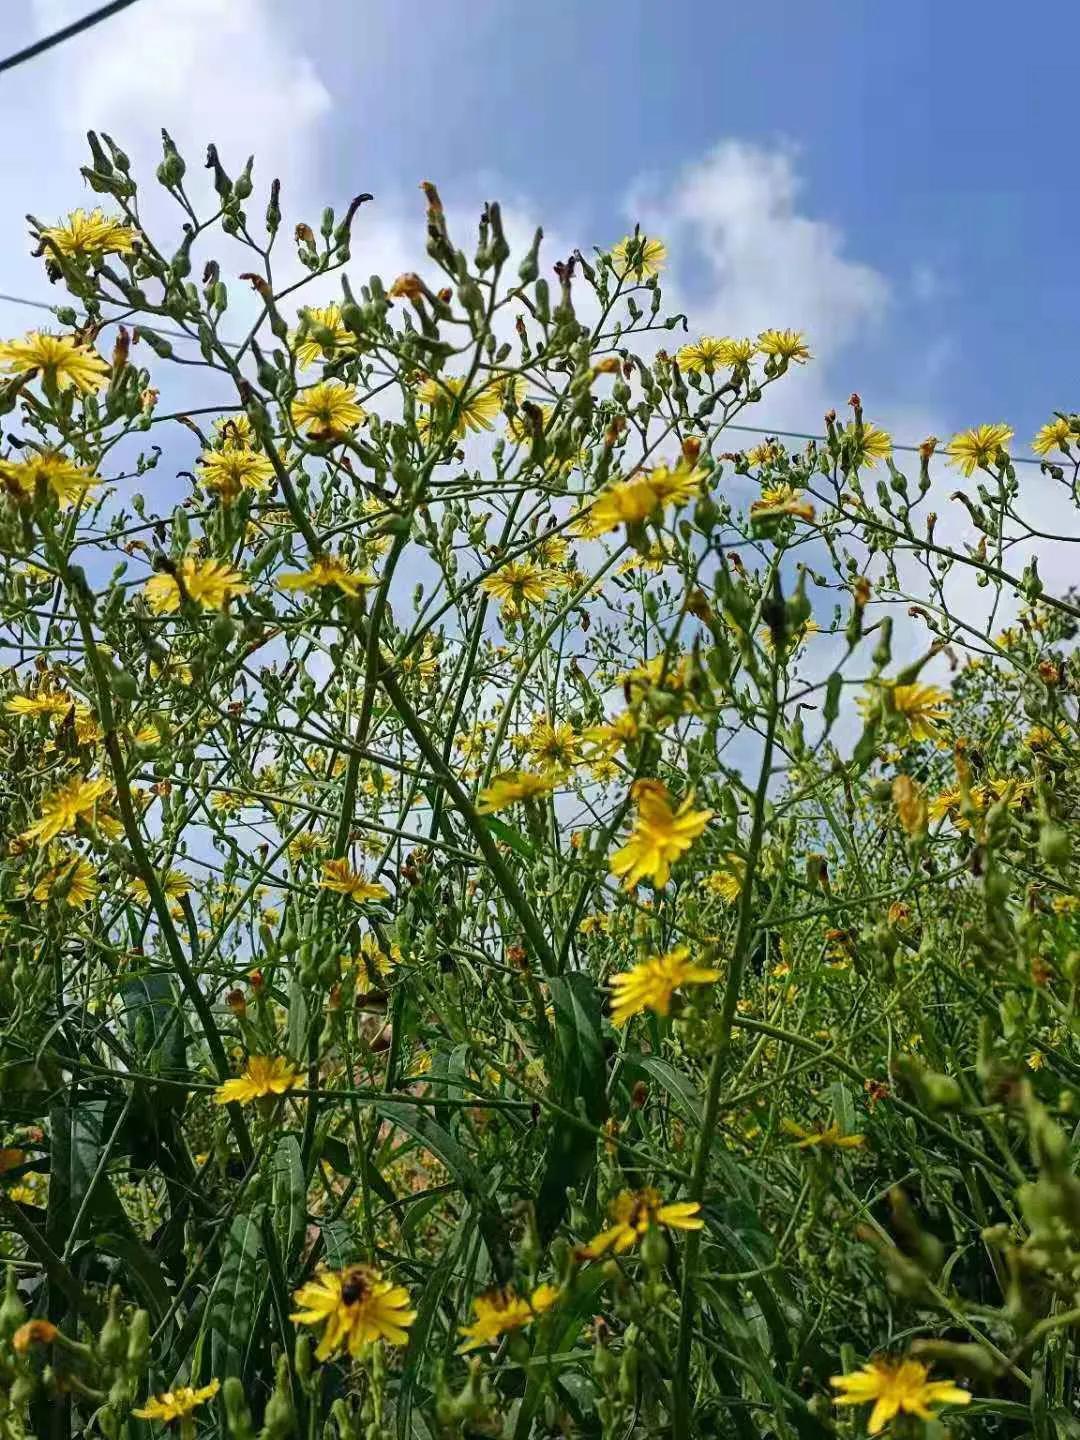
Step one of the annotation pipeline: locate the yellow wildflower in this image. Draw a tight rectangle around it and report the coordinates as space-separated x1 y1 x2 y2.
781 1119 864 1150
831 1357 970 1434
891 775 928 838
704 854 746 904
197 446 275 498
26 853 98 908
133 1380 220 1424
292 303 354 369
143 556 249 614
476 771 556 813
279 556 378 598
610 234 667 280
609 946 721 1025
0 331 109 394
750 483 814 522
40 209 136 258
946 423 1014 475
458 1284 559 1353
583 711 638 757
480 560 565 615
526 719 579 774
5 687 75 719
291 1265 415 1359
676 336 734 375
859 681 951 743
213 1056 301 1106
756 329 810 363
127 870 192 905
320 858 389 905
291 381 365 438
0 452 99 508
843 421 892 468
609 779 712 890
1032 416 1073 456
586 1188 702 1256
22 775 111 844
418 374 524 437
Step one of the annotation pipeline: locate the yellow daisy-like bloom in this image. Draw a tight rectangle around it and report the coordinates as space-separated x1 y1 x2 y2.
291 1265 416 1360
609 779 712 890
610 234 667 280
40 208 136 258
319 858 389 905
27 853 98 908
746 440 783 467
527 719 579 774
418 374 524 438
476 770 556 814
278 556 378 598
577 463 703 538
22 775 111 844
127 870 192 905
750 483 815 523
758 617 820 655
292 303 355 370
583 710 638 758
457 1283 560 1353
1032 416 1073 456
859 681 952 743
586 1187 703 1257
197 447 275 498
0 452 99 508
756 328 811 364
703 853 746 904
0 331 109 395
781 1119 864 1150
143 557 249 615
831 1357 970 1434
843 421 892 469
945 423 1014 475
133 1379 220 1423
213 413 258 450
676 337 733 375
213 1056 301 1107
5 686 75 719
480 560 565 616
291 381 366 438
609 945 721 1026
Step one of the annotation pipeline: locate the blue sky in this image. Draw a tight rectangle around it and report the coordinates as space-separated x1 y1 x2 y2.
0 0 1074 459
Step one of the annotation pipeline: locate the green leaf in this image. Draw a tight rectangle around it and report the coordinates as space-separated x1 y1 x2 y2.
271 1135 307 1263
205 1210 265 1380
398 1216 472 1440
482 815 535 859
535 974 607 1241
512 1266 609 1440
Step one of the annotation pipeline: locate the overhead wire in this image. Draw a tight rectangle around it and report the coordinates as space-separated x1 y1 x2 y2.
0 0 142 76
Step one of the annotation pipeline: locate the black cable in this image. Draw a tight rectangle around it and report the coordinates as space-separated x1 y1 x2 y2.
0 0 142 76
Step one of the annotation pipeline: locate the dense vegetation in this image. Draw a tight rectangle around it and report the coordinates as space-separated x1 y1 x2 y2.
1 131 1078 1440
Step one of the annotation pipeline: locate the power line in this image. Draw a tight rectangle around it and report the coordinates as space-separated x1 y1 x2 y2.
0 289 1051 466
0 0 142 76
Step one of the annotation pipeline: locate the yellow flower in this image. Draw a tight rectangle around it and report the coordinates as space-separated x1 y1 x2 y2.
527 719 579 774
576 463 703 538
610 234 667 280
859 681 951 743
758 617 820 654
831 1357 970 1434
476 771 556 814
0 331 109 394
676 337 734 375
480 560 565 616
703 854 746 904
213 1056 301 1106
213 414 258 450
458 1283 560 1352
292 303 354 369
891 775 928 838
609 779 712 890
291 1265 416 1359
750 483 814 523
133 1380 220 1424
586 1187 702 1257
127 870 192 905
319 858 389 905
609 945 721 1025
843 421 892 468
197 446 275 498
5 686 75 719
946 423 1014 475
583 711 638 758
756 329 811 364
418 374 524 437
0 452 99 508
22 775 111 844
1027 1050 1045 1071
291 381 365 438
781 1119 864 1150
26 853 98 908
1032 416 1073 456
278 556 378 598
746 440 783 467
143 556 249 614
39 208 136 258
